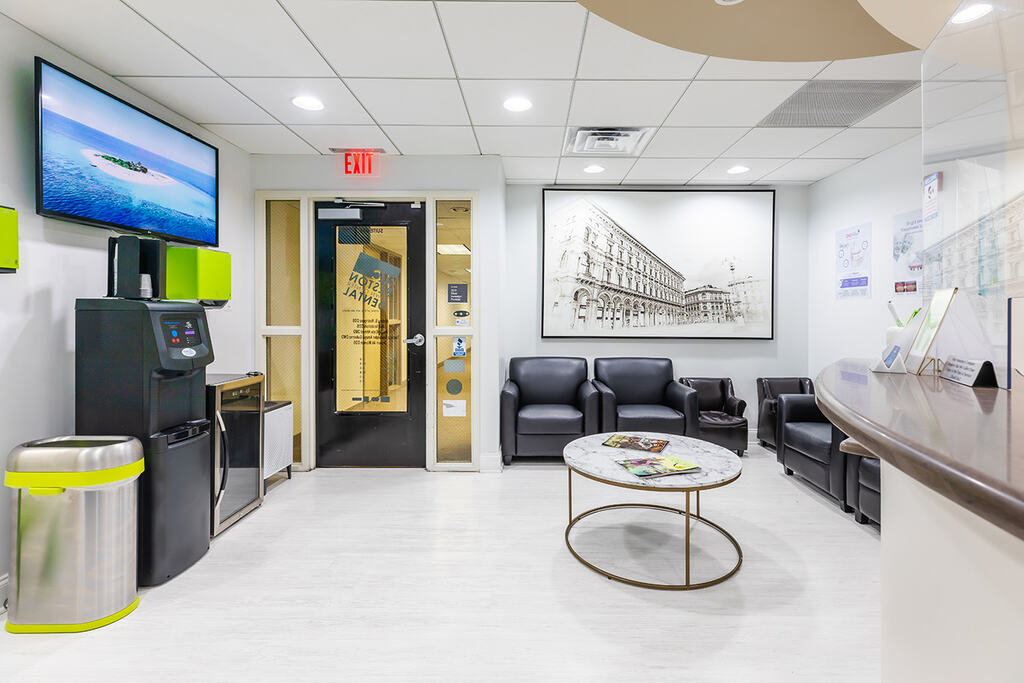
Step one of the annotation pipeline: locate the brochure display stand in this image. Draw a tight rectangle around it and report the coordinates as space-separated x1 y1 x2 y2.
873 288 998 383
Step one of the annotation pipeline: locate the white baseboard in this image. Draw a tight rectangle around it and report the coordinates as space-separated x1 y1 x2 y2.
1 572 8 613
480 451 502 473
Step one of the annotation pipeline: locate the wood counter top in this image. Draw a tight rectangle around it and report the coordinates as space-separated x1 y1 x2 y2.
815 359 1024 541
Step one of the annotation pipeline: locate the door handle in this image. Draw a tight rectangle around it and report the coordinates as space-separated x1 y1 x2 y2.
403 333 425 347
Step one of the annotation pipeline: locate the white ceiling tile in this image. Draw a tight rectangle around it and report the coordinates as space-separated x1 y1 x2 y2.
923 81 1005 127
502 157 558 182
460 80 572 126
556 157 635 183
345 79 469 125
289 125 397 154
760 158 860 182
724 128 842 158
475 127 564 156
118 77 275 124
568 81 688 127
643 127 749 158
227 78 371 125
281 0 454 78
815 50 923 80
383 126 478 155
803 128 918 158
0 0 212 76
437 1 586 79
933 62 1006 82
124 0 332 76
691 158 789 183
665 81 803 126
623 158 711 184
203 124 317 154
854 87 921 127
697 57 828 80
576 15 705 80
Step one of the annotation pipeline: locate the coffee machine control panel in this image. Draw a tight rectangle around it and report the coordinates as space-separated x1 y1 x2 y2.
161 318 203 349
155 312 212 365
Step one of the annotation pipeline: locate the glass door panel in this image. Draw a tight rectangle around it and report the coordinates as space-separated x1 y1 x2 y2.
335 225 408 413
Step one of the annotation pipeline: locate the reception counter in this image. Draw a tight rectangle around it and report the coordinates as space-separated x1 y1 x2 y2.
816 360 1024 683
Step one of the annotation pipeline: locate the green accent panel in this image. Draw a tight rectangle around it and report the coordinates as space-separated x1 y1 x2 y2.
0 205 18 271
4 458 144 489
5 596 139 633
166 246 231 300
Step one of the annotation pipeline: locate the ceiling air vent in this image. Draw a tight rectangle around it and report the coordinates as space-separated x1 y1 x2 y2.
759 80 918 127
564 127 655 156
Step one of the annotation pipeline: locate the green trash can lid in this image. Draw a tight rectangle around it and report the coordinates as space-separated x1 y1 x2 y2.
4 436 144 489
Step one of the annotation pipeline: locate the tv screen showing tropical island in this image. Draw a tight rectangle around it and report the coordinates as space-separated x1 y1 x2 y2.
37 58 218 246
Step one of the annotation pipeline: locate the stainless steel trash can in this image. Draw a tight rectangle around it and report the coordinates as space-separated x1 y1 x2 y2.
4 436 144 633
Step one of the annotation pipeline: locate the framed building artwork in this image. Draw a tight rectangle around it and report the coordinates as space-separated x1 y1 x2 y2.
541 188 775 339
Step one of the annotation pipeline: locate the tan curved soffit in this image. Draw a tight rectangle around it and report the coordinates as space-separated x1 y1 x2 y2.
857 0 962 49
578 0 917 61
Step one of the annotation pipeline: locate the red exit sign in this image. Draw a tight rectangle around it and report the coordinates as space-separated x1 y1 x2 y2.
343 150 376 176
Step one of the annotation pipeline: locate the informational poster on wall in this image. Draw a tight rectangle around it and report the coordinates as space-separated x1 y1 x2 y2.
923 172 941 223
835 223 872 298
892 209 923 296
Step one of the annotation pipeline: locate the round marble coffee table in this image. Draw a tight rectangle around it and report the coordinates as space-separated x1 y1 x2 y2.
563 431 743 590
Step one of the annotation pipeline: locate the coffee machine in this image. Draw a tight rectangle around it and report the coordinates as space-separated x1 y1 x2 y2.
76 298 214 586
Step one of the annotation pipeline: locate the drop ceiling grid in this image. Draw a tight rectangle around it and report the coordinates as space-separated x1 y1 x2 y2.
0 0 938 184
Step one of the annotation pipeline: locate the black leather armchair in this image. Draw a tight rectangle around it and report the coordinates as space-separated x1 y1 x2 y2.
500 357 598 465
679 377 748 455
846 454 881 525
593 357 698 436
777 394 849 509
756 377 814 449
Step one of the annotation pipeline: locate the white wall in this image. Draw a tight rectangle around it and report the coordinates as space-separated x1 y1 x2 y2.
250 154 506 468
0 13 254 598
806 136 924 377
501 184 811 423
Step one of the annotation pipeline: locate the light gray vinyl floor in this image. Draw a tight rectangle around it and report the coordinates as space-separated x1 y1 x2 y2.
2 445 880 682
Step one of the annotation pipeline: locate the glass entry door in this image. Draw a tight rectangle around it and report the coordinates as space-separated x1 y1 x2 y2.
314 201 426 466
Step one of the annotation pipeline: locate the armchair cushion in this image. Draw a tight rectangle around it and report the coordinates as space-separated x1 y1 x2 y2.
699 411 746 428
616 404 685 434
517 404 583 435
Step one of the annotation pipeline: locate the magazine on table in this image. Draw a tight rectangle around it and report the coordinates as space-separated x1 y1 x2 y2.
616 455 702 479
602 434 669 453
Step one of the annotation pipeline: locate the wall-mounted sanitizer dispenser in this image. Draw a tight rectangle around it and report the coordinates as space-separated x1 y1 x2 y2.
76 298 214 586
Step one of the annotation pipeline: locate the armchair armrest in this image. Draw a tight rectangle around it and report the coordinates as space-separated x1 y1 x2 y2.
592 379 616 432
665 380 699 438
500 380 520 456
576 380 600 435
724 395 746 417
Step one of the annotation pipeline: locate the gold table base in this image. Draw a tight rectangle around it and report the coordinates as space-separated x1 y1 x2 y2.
565 468 743 590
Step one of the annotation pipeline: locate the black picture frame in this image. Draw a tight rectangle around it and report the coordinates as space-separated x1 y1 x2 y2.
540 187 776 340
34 56 220 247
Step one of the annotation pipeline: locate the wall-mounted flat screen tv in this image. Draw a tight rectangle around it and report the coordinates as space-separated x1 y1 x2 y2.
35 57 218 246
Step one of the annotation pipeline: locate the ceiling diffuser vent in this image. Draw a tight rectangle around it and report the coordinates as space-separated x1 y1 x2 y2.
759 80 918 127
564 127 655 156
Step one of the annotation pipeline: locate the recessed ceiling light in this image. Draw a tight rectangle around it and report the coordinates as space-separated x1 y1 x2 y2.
583 164 605 174
503 96 533 112
291 95 324 111
715 0 746 5
726 165 750 175
950 3 992 23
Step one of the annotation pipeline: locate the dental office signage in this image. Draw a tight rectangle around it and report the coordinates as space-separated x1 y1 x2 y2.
892 210 923 296
836 223 872 298
542 189 775 339
335 226 406 412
